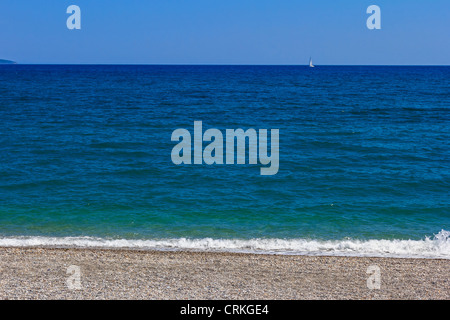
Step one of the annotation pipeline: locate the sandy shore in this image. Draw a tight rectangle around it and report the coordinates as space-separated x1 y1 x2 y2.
0 247 448 300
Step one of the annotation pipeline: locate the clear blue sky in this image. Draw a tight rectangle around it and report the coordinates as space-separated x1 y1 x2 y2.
0 0 449 65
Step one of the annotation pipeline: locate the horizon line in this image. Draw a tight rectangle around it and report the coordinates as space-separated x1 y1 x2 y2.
3 63 450 67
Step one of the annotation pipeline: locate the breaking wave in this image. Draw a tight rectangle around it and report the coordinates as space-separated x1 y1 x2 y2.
0 230 449 259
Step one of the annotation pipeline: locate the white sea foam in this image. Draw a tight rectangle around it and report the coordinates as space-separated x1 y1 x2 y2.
0 230 449 259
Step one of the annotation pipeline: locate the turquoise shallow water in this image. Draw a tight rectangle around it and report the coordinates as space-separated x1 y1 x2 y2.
0 65 449 257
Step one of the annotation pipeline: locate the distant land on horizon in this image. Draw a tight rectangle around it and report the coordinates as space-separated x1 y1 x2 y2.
0 59 16 64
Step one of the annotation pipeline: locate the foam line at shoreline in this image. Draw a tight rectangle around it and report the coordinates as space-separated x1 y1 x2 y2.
0 230 449 259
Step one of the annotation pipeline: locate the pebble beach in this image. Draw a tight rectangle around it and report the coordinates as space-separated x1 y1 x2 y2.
0 247 448 300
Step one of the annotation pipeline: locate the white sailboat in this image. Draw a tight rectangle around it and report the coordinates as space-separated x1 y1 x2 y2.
309 57 314 68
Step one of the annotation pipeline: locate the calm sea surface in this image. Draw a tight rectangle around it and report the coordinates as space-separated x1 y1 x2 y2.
0 65 449 257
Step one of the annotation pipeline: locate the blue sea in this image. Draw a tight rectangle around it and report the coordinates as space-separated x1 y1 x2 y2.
0 65 449 258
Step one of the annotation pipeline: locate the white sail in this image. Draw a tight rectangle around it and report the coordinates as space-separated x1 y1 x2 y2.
309 57 314 68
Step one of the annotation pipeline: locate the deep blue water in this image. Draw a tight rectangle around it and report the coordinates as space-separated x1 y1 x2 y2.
0 65 449 256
